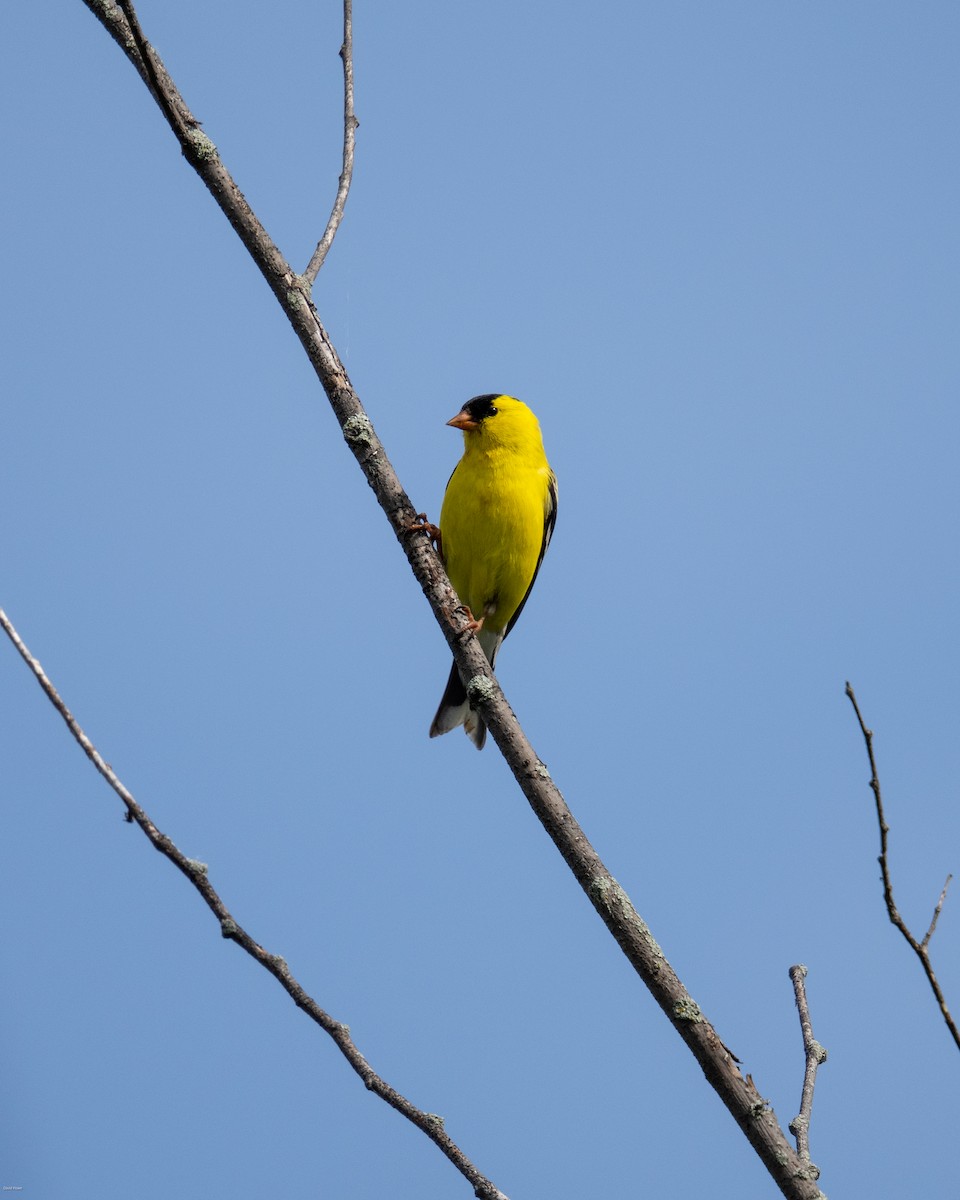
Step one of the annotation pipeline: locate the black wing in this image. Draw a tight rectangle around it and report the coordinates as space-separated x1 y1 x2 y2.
504 469 558 640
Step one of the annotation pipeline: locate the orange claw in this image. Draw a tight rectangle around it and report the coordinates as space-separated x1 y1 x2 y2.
405 513 443 558
459 606 485 634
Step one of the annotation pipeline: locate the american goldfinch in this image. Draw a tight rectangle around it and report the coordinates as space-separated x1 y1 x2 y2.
429 394 558 749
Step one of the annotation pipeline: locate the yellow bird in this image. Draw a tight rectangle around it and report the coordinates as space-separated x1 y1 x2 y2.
429 394 558 749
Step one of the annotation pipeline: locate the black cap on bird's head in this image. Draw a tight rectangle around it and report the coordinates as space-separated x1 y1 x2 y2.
447 393 502 432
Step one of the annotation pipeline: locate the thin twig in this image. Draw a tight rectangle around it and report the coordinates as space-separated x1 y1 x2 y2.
303 0 358 283
922 874 954 950
0 607 508 1200
845 682 960 1051
787 965 826 1173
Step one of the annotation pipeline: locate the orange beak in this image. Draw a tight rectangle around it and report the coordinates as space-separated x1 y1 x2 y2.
447 410 479 432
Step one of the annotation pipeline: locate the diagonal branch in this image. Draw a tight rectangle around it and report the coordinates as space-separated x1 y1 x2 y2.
304 0 358 283
0 607 508 1200
54 4 829 1196
845 682 959 1051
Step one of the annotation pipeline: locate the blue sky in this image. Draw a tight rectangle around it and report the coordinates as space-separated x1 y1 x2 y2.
2 2 959 1197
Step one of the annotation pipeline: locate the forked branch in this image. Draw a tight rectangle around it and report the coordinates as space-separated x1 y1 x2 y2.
845 683 959 1051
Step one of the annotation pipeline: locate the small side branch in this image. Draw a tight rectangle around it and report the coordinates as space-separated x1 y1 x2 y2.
303 0 358 284
845 682 960 1052
788 965 826 1173
0 607 507 1200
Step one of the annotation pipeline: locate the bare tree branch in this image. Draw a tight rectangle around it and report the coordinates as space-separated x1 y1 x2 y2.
304 0 358 283
0 606 509 1200
21 4 832 1195
845 682 960 1051
788 965 826 1173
